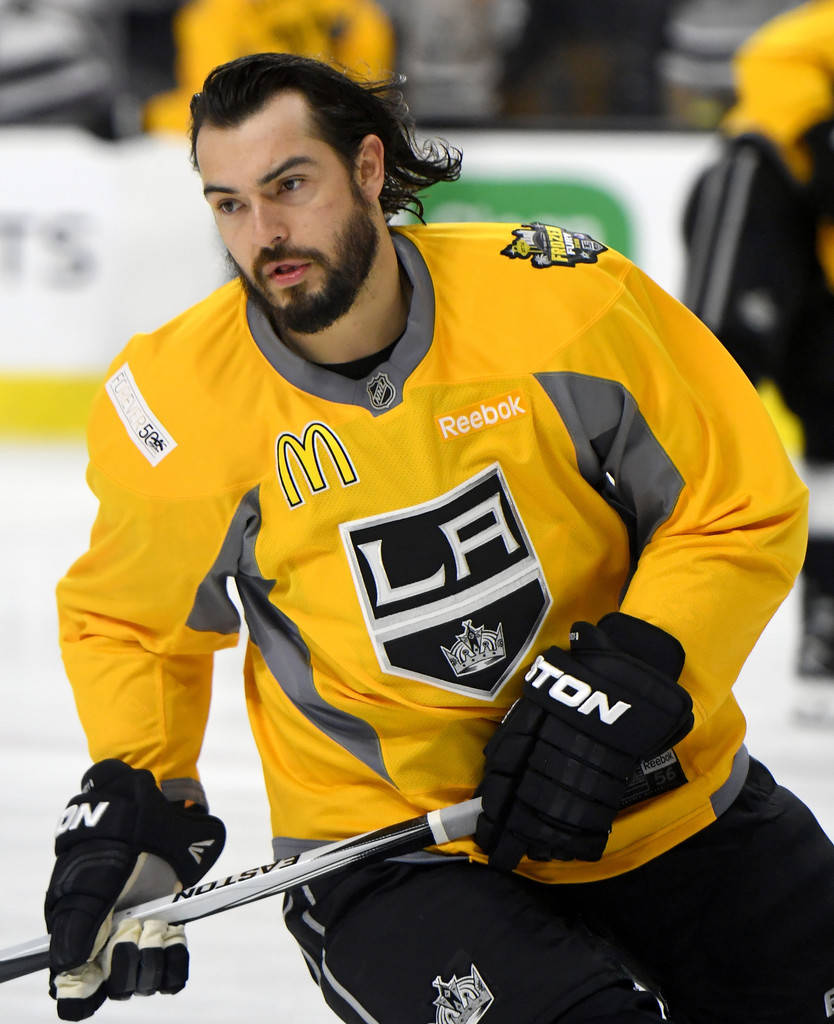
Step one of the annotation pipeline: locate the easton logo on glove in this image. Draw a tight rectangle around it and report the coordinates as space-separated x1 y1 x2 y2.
187 839 217 864
525 654 631 724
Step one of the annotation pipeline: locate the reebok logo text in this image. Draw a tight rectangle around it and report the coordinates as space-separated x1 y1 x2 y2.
526 655 631 724
436 391 527 440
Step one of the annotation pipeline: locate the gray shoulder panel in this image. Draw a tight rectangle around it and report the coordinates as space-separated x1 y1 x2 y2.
535 371 684 567
187 487 393 784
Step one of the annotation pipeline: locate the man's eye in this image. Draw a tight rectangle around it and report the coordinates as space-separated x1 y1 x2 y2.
217 199 239 214
281 177 303 192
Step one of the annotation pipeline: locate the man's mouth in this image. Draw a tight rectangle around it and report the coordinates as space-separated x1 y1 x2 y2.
262 260 311 286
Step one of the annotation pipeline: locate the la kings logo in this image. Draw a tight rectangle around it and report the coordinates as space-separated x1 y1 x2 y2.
340 464 551 698
429 964 494 1024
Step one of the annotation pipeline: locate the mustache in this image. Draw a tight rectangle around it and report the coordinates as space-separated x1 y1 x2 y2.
253 244 328 277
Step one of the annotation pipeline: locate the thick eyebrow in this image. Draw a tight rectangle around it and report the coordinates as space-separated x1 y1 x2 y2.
202 155 316 197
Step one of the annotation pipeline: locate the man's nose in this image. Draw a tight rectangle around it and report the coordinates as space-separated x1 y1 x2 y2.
252 202 288 250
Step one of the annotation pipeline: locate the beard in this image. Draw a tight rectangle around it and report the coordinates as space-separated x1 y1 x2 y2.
230 194 380 338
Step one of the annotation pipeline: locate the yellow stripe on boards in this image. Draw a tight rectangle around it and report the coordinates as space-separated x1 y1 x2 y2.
0 374 100 438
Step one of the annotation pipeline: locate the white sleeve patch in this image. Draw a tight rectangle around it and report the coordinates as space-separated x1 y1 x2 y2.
105 363 177 466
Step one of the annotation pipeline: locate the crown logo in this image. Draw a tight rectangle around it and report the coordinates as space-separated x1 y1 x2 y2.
429 964 494 1024
441 619 506 677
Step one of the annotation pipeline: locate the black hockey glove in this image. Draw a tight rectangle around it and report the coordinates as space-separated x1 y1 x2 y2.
475 612 694 870
44 759 225 1021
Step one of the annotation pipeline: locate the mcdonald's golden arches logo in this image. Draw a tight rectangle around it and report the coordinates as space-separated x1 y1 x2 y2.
276 421 358 508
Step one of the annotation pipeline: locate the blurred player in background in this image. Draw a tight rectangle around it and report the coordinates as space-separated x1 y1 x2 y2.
657 0 801 129
143 0 395 133
681 0 834 725
42 51 834 1024
380 0 529 123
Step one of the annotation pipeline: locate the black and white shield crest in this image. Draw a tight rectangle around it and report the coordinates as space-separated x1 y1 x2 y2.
366 371 396 409
340 464 551 698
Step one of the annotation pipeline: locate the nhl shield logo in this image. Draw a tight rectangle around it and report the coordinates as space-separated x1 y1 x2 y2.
340 463 551 698
367 371 396 410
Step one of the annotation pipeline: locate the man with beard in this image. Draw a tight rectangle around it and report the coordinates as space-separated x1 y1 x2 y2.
215 91 384 347
44 52 834 1024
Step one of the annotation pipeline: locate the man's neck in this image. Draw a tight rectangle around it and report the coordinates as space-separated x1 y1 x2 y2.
279 236 411 364
317 336 399 379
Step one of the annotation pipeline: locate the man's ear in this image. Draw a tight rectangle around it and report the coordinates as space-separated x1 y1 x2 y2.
354 134 386 201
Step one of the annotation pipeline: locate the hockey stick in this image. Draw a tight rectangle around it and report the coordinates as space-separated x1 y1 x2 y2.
0 796 481 984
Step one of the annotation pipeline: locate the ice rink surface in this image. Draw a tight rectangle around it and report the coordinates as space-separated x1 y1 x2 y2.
2 441 832 1023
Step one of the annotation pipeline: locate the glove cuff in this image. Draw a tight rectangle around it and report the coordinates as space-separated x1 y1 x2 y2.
595 612 685 681
56 759 226 888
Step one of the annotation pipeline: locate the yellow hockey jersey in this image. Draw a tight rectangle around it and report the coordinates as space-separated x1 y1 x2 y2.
57 223 807 885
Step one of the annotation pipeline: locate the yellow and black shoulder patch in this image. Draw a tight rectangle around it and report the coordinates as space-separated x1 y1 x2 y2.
500 222 607 268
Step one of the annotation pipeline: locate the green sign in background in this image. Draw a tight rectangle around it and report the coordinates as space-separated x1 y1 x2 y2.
405 178 634 259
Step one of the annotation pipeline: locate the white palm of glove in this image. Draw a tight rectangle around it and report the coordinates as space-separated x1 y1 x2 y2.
52 853 188 1015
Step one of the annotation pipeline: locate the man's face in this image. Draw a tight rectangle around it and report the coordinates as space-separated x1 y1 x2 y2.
196 91 380 337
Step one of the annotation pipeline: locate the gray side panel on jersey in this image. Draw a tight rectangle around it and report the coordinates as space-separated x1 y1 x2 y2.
160 776 210 809
535 372 684 566
245 233 435 413
711 744 749 818
186 487 393 784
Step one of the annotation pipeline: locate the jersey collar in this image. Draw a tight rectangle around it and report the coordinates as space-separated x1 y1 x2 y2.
245 233 435 414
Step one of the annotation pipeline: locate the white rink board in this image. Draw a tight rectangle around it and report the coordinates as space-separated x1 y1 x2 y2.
0 129 226 375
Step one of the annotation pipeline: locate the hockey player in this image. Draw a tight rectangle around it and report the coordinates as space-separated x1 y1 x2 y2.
45 52 834 1023
682 0 834 723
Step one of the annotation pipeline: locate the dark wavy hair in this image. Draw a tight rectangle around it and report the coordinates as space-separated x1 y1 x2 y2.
189 52 462 222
